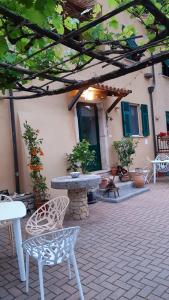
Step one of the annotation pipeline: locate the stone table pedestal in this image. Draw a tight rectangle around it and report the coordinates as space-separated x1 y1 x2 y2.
51 175 100 220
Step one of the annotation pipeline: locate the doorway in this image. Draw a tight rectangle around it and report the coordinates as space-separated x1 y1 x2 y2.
77 102 102 172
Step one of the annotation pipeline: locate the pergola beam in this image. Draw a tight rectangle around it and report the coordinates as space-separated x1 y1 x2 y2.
1 50 168 100
143 0 169 30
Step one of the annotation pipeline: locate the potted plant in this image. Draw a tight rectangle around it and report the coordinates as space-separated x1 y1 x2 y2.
67 140 96 204
113 138 138 182
133 169 145 188
23 121 49 209
67 139 96 174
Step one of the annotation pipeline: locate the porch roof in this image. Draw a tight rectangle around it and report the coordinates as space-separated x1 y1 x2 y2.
68 84 132 110
92 84 132 97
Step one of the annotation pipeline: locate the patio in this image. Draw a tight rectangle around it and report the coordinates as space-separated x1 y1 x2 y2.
1 179 169 300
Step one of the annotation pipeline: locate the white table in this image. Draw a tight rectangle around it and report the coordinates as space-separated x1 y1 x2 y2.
151 160 169 183
0 201 26 281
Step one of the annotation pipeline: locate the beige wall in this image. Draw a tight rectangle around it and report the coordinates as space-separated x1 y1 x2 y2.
1 5 169 193
15 95 77 196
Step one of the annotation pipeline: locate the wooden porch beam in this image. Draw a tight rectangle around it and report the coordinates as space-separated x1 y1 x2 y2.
68 89 85 111
106 96 123 114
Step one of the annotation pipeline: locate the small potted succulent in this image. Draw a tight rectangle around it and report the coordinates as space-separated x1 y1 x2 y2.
23 121 49 209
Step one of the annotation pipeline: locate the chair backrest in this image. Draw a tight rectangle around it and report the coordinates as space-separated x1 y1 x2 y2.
155 153 169 161
0 194 13 227
0 194 13 202
155 154 169 172
23 226 80 265
25 196 70 236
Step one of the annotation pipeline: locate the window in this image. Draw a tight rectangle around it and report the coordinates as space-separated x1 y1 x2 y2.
121 102 150 137
162 60 169 77
130 105 139 135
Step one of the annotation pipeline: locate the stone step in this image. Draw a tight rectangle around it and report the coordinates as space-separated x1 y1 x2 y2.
96 182 150 203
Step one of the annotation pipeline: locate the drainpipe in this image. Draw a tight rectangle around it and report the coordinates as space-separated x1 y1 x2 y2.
9 90 20 193
148 62 156 157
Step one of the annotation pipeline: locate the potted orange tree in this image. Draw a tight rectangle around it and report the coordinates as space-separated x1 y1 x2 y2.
23 121 49 209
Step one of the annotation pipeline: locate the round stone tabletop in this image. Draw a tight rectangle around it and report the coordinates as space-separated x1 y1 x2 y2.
51 174 101 190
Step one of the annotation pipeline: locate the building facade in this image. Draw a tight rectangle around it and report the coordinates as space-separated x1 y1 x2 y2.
0 1 169 195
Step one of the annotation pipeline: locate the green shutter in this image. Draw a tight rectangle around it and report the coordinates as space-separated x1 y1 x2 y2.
121 101 131 137
163 60 169 77
164 59 169 67
141 104 150 137
126 38 138 50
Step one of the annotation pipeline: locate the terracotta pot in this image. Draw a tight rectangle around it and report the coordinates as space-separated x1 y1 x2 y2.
99 178 109 189
133 173 145 188
111 167 117 176
34 200 49 211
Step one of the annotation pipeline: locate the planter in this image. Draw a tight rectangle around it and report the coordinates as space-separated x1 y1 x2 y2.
133 173 145 188
99 178 109 189
87 191 96 204
34 200 49 211
111 167 117 176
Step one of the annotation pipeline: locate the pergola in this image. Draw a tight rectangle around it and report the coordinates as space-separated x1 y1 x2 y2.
0 0 168 103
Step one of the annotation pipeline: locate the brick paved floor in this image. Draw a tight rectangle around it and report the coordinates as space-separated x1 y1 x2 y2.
1 180 169 299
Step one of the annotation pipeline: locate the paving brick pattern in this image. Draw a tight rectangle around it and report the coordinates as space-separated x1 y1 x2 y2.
1 180 169 299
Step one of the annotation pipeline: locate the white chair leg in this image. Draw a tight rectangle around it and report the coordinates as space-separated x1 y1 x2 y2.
68 258 72 279
38 261 45 300
26 253 29 293
71 253 84 300
8 225 15 255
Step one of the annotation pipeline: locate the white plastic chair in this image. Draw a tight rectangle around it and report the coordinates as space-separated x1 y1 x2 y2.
0 194 14 253
23 226 84 300
25 196 70 236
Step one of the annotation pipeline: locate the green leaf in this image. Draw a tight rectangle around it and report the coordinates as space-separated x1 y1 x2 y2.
17 0 34 8
122 25 136 38
0 37 8 57
92 4 101 16
109 17 119 29
52 15 64 34
64 17 79 31
55 4 63 14
25 8 46 27
107 0 118 7
4 53 17 64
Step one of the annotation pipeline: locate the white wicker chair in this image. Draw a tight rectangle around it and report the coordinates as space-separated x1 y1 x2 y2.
23 227 84 300
25 196 70 236
0 194 14 253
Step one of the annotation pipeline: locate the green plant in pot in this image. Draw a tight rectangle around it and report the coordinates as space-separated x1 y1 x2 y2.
67 139 96 174
23 121 49 208
113 138 138 181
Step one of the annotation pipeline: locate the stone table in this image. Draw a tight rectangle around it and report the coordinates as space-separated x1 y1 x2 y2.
51 174 101 220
